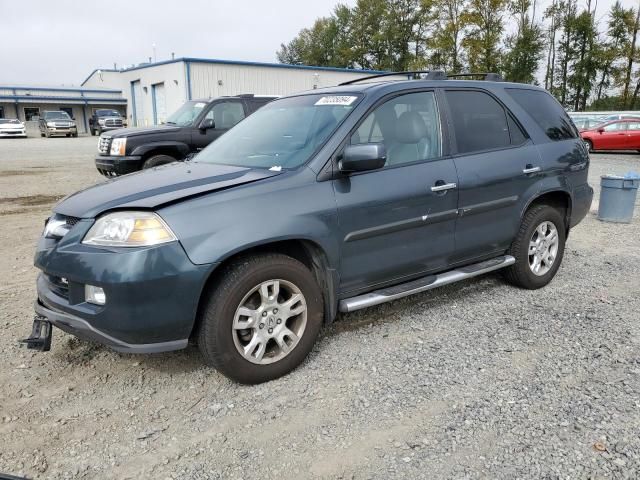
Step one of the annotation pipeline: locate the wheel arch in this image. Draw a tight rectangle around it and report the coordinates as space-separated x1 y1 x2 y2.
522 189 572 234
190 238 339 341
131 142 190 160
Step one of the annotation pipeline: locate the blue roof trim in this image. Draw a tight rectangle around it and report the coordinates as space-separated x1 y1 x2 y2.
82 57 386 80
0 95 127 103
1 85 122 94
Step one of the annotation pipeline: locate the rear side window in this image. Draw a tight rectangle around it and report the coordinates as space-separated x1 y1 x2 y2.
506 88 577 141
445 90 512 154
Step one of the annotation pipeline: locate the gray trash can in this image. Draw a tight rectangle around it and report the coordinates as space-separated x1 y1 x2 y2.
598 174 640 223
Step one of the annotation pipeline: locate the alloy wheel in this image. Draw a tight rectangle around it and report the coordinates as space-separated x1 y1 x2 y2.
232 279 307 365
528 221 559 276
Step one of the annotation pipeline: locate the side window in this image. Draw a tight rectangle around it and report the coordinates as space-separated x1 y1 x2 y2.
505 88 578 141
445 90 511 154
351 91 441 167
603 122 621 132
628 122 640 131
205 102 246 129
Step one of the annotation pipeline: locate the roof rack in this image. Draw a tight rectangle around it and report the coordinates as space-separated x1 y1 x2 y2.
338 70 447 86
447 72 504 82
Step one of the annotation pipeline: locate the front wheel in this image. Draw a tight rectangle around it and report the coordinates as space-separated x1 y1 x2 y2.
197 254 324 384
503 204 566 289
585 139 593 152
142 154 176 169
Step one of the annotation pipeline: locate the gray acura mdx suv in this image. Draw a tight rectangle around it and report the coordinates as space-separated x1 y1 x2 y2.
25 72 593 384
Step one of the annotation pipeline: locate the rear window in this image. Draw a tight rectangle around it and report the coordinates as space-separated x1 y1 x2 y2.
445 90 512 154
506 88 578 141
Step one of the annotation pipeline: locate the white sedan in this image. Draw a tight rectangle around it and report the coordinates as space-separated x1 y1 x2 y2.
0 118 27 137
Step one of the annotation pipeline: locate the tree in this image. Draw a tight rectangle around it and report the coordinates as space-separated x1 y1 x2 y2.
429 0 468 72
555 0 578 106
567 3 598 110
462 0 508 72
503 0 545 83
543 0 562 92
622 2 640 107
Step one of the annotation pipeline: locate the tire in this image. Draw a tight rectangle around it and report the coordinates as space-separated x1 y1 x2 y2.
72 133 78 137
40 133 45 138
142 154 176 169
66 134 71 137
197 253 324 384
90 129 96 136
503 204 566 289
585 139 593 152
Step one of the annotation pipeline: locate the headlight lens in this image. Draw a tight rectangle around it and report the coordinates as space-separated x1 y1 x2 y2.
110 138 126 156
98 119 106 125
46 122 55 127
82 211 177 247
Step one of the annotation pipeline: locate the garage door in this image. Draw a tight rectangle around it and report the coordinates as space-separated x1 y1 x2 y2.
131 80 144 127
153 83 166 125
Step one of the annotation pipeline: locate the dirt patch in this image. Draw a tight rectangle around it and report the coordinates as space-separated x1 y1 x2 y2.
0 194 61 207
0 170 49 176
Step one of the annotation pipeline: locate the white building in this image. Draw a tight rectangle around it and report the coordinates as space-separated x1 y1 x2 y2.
82 57 382 127
0 85 126 134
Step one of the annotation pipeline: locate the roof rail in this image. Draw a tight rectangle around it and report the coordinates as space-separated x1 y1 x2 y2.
338 70 446 86
447 72 504 82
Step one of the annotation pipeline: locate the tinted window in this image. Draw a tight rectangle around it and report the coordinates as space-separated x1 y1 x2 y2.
506 88 577 141
351 92 441 166
205 102 246 129
445 90 510 154
507 115 528 145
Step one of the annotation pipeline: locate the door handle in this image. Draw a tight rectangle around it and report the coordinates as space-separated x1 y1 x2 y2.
431 182 457 192
522 166 541 174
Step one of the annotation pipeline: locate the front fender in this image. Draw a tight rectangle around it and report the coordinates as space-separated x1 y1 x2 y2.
159 169 341 269
131 142 190 158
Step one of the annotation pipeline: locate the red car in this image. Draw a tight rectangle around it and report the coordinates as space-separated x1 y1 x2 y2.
580 119 640 152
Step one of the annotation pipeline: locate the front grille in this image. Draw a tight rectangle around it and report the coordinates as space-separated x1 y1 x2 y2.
105 119 123 127
45 274 69 300
63 215 80 227
98 136 112 154
54 122 72 127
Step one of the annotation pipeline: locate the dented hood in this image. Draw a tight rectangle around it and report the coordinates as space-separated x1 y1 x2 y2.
54 161 281 219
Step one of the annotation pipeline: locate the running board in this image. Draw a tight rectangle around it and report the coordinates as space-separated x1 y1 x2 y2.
338 255 515 313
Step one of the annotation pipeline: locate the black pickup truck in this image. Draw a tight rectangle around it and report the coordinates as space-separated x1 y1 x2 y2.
89 109 126 136
95 94 277 176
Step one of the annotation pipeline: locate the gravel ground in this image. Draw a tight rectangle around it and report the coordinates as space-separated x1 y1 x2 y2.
0 137 639 479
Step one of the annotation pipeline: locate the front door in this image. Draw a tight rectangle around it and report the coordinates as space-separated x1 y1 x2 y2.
599 121 629 150
192 100 247 150
443 89 541 262
334 91 459 294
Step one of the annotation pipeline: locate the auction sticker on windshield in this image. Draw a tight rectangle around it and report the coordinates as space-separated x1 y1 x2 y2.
314 96 358 106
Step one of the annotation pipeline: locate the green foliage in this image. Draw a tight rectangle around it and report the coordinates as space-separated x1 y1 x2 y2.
276 0 640 111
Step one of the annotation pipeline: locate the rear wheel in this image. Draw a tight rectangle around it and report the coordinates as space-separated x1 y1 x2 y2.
197 253 323 384
142 154 176 169
503 204 566 289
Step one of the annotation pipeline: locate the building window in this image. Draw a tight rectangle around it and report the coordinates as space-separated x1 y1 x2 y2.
0 106 4 118
24 107 40 121
60 107 74 118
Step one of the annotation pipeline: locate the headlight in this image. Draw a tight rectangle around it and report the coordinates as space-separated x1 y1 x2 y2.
82 211 177 247
110 138 126 156
46 122 55 127
98 119 106 125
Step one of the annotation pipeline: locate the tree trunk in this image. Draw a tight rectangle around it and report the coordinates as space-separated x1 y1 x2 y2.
623 2 640 107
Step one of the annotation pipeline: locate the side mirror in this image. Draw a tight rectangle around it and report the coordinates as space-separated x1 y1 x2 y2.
339 144 386 173
200 118 215 130
597 127 605 133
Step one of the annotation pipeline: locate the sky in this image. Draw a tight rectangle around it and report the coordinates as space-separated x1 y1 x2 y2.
0 0 628 87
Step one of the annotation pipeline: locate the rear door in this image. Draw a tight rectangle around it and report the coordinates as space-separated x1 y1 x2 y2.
442 89 538 262
626 121 640 149
192 100 247 150
334 91 459 294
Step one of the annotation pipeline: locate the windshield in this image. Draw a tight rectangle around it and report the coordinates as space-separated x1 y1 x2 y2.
166 101 208 126
45 111 70 120
0 119 20 124
194 93 360 169
96 110 120 117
